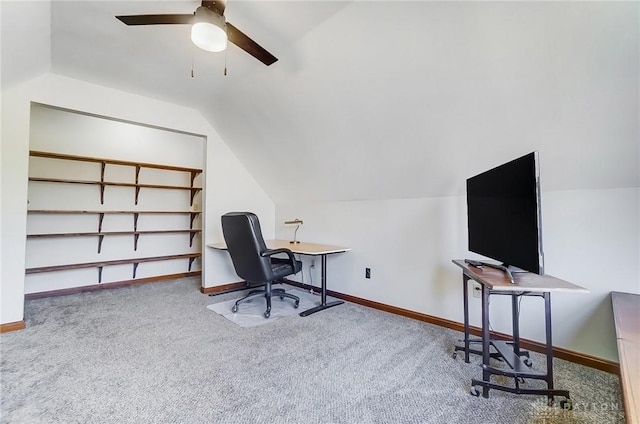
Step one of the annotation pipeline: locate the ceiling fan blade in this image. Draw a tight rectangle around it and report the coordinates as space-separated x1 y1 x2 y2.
202 0 226 17
116 14 194 26
226 22 278 66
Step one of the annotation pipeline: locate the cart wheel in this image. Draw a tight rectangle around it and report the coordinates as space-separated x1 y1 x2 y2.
524 358 533 367
560 399 573 410
470 387 480 397
232 305 238 313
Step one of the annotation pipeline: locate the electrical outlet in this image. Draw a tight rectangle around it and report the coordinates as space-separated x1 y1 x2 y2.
472 282 482 298
365 268 371 279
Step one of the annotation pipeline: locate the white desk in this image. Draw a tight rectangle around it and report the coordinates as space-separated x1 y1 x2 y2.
208 240 350 316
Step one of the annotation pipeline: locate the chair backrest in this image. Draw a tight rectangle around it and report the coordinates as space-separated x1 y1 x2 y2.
221 212 274 283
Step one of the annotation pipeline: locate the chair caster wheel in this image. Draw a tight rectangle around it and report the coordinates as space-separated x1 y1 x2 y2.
560 399 573 410
280 296 284 300
524 358 533 367
264 311 270 318
294 300 300 309
232 305 238 313
470 387 480 397
452 352 458 359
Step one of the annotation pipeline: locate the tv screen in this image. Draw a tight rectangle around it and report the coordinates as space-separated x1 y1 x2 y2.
466 152 544 275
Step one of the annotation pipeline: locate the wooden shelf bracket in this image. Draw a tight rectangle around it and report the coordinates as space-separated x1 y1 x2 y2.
98 213 105 232
98 234 105 254
134 233 141 251
190 212 197 229
133 213 139 231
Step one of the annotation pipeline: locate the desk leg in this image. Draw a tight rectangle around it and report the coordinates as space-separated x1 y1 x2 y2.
509 294 531 365
512 294 521 355
463 274 471 363
544 292 555 404
454 275 499 362
481 284 491 398
299 254 344 317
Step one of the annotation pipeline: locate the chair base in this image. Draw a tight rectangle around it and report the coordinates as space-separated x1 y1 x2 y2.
232 286 300 318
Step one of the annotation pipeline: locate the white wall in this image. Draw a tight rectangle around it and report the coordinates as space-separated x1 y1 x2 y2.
1 73 274 325
276 187 639 362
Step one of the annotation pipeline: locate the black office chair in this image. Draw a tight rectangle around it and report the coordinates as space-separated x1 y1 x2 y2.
221 212 301 318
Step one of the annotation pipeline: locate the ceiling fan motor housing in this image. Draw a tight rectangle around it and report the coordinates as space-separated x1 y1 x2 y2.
191 6 227 52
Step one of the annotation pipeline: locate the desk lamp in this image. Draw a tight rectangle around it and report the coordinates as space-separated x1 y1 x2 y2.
284 219 303 244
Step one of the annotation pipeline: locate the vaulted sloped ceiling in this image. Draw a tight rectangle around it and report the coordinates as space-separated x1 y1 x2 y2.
2 1 638 203
1 1 51 88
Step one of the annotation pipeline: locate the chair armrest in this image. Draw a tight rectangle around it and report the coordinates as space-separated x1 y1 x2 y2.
261 248 296 263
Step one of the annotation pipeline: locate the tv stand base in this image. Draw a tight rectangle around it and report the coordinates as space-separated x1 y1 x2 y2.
452 260 588 409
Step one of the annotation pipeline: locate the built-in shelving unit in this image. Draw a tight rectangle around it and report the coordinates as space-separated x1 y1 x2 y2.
26 253 200 283
27 210 201 252
25 151 203 295
29 151 202 205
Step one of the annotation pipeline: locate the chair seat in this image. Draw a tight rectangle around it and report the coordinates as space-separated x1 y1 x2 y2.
271 258 302 280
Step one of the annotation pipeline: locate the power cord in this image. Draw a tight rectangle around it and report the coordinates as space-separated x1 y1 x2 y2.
308 259 318 295
296 253 304 285
293 254 318 295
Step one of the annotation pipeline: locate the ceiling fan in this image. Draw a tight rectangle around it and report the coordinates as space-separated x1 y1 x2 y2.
116 0 277 66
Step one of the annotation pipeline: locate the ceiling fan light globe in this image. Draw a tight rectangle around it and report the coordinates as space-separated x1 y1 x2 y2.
191 22 227 52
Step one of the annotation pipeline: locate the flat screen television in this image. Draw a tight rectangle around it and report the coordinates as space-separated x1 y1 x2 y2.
466 151 544 282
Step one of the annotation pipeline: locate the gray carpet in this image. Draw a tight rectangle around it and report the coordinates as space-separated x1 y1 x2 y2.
0 278 624 423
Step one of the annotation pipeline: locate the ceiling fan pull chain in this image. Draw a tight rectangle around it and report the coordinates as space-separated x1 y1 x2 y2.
191 49 195 78
224 48 228 76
